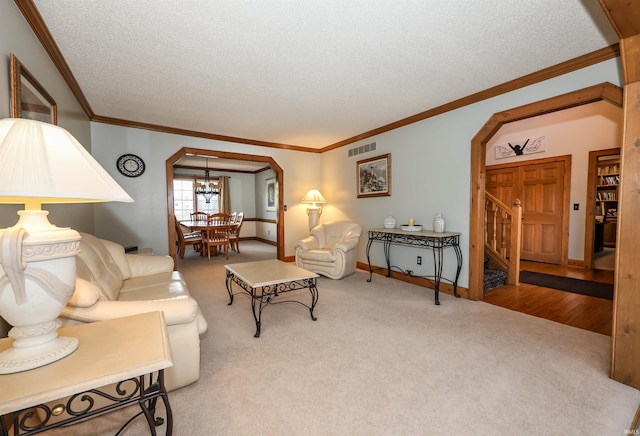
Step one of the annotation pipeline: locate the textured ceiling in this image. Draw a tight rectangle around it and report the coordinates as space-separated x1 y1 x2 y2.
32 1 618 149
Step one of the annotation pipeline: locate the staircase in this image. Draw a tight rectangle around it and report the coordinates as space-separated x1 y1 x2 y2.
484 256 508 291
483 193 523 291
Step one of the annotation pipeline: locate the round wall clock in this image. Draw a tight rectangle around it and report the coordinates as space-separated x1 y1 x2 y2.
116 154 145 177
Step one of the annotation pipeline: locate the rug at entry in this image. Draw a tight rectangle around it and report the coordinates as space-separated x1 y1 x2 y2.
519 270 613 300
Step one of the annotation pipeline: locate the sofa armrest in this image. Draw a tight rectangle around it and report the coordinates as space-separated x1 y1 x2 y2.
126 254 174 277
295 235 319 252
333 236 360 253
61 297 199 326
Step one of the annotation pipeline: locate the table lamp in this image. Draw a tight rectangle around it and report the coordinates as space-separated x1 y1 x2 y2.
301 189 326 230
0 118 133 374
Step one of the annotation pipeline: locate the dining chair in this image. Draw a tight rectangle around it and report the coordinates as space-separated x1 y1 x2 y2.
229 212 244 253
190 211 208 222
201 213 232 259
175 217 201 258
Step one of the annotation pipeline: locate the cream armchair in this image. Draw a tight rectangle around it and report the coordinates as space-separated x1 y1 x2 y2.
295 221 362 279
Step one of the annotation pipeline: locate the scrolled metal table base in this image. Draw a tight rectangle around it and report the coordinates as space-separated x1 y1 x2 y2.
1 371 172 436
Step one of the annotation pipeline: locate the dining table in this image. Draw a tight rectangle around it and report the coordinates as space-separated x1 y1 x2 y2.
179 220 239 257
180 220 239 231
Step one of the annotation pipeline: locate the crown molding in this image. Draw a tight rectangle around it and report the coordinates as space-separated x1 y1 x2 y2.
91 115 314 152
16 0 620 154
320 44 620 152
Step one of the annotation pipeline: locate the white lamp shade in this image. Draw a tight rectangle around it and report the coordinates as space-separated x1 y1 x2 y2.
0 118 133 206
301 189 326 204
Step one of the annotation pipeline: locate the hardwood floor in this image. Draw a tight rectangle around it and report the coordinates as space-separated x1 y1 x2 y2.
483 261 614 336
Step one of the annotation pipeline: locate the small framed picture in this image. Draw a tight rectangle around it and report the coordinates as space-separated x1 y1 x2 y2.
266 177 277 211
357 153 391 198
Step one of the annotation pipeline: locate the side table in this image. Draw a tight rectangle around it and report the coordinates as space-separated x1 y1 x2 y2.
0 311 173 435
366 228 463 305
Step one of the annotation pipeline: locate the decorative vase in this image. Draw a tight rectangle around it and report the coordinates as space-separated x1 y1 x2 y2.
432 213 445 233
383 216 397 229
0 212 80 373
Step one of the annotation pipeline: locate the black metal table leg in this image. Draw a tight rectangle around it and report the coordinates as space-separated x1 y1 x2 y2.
431 239 445 305
383 236 392 277
453 241 463 298
225 270 234 305
366 237 375 282
251 287 263 338
308 278 319 321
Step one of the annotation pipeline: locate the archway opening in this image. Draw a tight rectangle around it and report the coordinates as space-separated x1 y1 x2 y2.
469 82 623 301
166 147 285 262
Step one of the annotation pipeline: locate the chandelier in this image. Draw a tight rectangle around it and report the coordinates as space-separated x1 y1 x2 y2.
194 158 219 203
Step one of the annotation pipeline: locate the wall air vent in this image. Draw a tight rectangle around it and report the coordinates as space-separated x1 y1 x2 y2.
348 142 377 157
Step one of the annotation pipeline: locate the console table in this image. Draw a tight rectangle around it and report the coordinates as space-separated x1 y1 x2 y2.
366 228 463 305
0 312 173 435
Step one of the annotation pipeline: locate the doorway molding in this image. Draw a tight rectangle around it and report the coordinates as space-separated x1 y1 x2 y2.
469 82 623 301
584 147 621 268
166 147 285 262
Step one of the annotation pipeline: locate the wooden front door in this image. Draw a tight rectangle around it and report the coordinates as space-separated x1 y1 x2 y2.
487 157 569 264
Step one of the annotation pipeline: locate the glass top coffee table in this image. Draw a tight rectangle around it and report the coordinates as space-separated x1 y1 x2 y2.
225 259 320 338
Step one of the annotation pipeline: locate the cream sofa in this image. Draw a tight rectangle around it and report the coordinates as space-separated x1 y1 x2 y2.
295 221 362 279
61 233 207 391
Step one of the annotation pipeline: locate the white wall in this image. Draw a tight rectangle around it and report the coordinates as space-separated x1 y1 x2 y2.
0 0 96 337
255 169 277 242
319 59 623 289
90 123 321 255
0 0 95 233
486 101 622 261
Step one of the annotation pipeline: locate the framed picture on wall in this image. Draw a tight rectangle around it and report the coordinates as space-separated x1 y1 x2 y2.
266 177 277 211
9 53 57 124
357 153 391 198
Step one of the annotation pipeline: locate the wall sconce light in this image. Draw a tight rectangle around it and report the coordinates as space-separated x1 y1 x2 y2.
300 189 326 230
0 118 132 373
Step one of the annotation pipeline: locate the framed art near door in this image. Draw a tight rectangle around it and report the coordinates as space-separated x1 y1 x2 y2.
357 153 391 198
10 53 57 124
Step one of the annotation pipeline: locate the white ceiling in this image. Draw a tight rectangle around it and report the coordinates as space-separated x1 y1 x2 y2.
32 1 618 150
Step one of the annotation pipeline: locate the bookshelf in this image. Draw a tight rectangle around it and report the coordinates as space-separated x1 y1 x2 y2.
595 156 619 248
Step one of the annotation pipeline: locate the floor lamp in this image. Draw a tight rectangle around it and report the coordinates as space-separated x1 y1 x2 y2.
301 189 326 230
0 118 132 374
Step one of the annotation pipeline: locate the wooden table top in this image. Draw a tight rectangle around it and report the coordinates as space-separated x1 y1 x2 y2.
180 220 238 231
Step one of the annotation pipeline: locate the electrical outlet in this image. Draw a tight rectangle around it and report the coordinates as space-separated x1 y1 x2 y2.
573 203 579 210
417 256 422 265
267 230 270 235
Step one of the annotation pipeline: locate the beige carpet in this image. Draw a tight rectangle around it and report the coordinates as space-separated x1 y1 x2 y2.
43 241 639 435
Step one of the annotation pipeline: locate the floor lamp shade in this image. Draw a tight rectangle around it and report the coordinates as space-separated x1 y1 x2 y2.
0 118 133 373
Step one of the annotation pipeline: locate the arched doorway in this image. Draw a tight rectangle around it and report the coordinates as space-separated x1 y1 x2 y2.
166 146 285 262
469 82 623 301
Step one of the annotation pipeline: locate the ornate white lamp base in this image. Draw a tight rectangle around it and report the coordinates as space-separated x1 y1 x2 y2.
306 206 322 230
0 334 78 374
0 210 81 374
